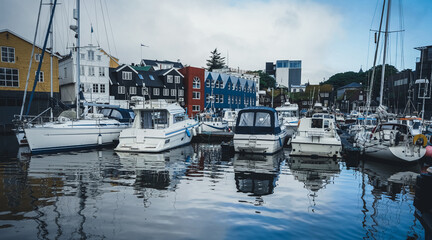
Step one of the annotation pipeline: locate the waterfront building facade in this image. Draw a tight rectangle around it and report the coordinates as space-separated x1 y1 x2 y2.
0 29 59 130
204 71 257 113
109 65 185 108
59 44 118 104
178 66 205 118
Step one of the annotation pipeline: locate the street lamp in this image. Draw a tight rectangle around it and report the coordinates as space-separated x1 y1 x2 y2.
270 87 274 108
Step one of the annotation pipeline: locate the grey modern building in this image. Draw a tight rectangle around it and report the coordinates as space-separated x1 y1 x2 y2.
266 60 302 89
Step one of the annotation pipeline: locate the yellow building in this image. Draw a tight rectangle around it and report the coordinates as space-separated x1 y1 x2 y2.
0 29 60 130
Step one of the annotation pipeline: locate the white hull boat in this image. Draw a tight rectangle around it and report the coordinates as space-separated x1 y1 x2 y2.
290 113 342 158
25 118 129 154
276 102 299 138
355 122 426 162
233 107 287 154
115 101 199 153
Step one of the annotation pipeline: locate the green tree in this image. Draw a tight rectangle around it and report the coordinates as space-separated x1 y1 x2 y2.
257 71 275 89
206 48 225 71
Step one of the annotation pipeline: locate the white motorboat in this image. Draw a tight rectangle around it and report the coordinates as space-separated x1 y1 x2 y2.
275 101 299 137
115 100 199 153
24 110 131 154
233 107 288 154
198 112 228 132
355 122 426 162
290 113 342 158
223 109 238 129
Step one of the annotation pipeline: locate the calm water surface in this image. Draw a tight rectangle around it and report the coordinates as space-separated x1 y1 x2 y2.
0 136 428 239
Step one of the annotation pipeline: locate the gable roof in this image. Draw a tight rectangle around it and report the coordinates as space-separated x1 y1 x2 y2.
132 65 154 71
0 29 61 58
116 64 138 74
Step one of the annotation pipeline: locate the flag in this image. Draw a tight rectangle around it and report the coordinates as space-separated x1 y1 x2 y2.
91 25 94 33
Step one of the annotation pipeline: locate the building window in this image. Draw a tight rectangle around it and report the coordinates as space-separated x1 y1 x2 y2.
35 54 42 62
178 89 184 97
99 67 105 76
163 88 169 96
1 47 15 62
175 76 180 83
80 66 85 76
93 84 99 93
220 94 224 103
89 67 95 76
35 71 44 82
153 88 160 96
100 84 105 93
167 75 173 83
97 55 101 61
130 86 137 95
64 67 67 78
122 71 132 80
193 77 200 89
171 89 176 96
215 94 219 103
88 50 94 61
193 91 200 99
80 53 85 60
118 86 125 94
228 96 231 104
206 94 210 102
0 68 19 87
192 105 200 112
206 80 210 87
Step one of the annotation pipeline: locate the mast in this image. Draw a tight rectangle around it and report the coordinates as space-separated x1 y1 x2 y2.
379 0 391 106
50 0 54 120
365 0 386 115
75 0 80 119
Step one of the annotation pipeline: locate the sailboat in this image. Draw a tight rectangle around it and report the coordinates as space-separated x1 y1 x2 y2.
198 95 228 133
354 0 426 162
23 0 131 154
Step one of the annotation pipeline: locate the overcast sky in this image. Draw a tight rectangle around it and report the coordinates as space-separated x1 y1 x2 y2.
1 0 431 84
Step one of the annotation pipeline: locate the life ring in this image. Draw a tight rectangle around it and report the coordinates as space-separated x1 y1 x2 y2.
413 134 427 147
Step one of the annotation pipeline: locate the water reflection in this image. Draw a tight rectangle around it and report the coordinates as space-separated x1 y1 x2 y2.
0 141 426 239
233 151 285 197
356 159 422 240
288 156 341 210
117 145 195 206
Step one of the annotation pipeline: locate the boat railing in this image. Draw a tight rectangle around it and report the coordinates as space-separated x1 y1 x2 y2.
13 107 54 126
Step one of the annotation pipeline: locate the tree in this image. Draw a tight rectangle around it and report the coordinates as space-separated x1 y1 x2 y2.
206 48 225 71
258 71 276 89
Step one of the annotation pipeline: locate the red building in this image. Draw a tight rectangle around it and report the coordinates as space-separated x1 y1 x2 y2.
179 66 205 117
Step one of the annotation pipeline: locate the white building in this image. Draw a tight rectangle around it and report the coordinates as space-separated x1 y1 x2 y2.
59 44 114 104
290 85 306 93
275 60 301 89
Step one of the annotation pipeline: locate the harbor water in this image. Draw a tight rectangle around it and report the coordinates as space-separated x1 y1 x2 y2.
0 135 428 239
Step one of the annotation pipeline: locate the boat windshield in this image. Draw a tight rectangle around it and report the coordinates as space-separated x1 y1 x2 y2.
279 111 296 118
141 110 168 129
238 112 255 127
256 112 271 127
311 118 323 128
413 121 421 129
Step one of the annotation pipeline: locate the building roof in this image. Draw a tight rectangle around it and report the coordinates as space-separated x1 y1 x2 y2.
338 82 362 90
0 29 61 58
131 65 153 71
141 59 184 69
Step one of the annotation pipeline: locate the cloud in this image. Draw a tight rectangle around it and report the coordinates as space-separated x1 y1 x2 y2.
0 0 344 84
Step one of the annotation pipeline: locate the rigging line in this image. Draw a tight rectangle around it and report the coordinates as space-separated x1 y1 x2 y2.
99 0 112 59
19 0 43 119
94 0 100 46
398 0 405 69
103 0 118 57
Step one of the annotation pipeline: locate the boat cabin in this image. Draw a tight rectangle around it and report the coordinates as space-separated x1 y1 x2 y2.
310 114 333 129
134 103 187 129
235 107 281 135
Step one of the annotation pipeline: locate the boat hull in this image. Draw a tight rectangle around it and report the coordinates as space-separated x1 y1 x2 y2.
233 131 287 154
361 141 426 162
290 141 342 158
115 121 199 153
25 123 127 154
200 121 228 132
